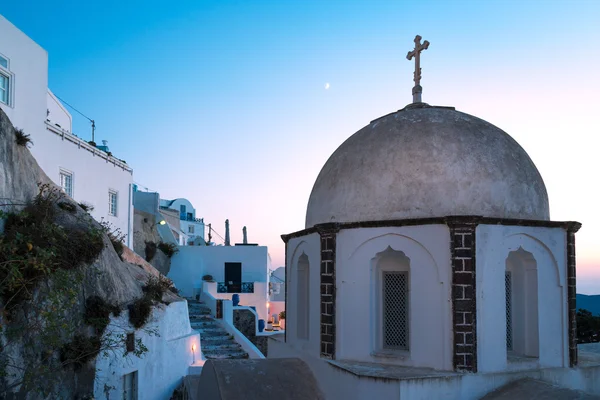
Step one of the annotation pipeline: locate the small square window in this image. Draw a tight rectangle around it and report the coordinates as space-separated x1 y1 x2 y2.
109 191 118 216
59 171 73 197
126 333 135 353
188 225 195 234
0 55 8 69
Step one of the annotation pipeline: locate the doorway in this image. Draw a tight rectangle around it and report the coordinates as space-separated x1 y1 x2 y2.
224 262 242 292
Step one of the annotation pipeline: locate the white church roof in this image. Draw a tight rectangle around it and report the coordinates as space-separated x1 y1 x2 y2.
305 104 549 228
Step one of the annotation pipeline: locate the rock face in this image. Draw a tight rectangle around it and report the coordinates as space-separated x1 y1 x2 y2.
133 209 171 275
0 108 179 398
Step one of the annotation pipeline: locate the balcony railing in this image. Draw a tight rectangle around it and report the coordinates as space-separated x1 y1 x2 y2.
217 282 254 294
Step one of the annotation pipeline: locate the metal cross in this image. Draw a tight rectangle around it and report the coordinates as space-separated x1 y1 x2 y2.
406 35 430 103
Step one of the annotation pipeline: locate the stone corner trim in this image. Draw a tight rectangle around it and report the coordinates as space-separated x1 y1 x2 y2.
318 226 338 360
448 221 478 372
566 226 579 367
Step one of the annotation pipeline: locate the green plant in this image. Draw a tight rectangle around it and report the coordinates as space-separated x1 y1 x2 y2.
145 241 157 261
84 296 121 334
60 334 101 371
14 128 33 147
128 297 153 329
142 275 174 303
100 220 126 260
87 141 96 147
106 151 112 157
58 201 76 213
202 274 213 281
78 202 94 212
157 241 179 258
279 311 286 320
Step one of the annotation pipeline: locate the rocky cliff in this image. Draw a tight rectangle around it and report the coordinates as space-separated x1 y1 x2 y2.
0 108 179 399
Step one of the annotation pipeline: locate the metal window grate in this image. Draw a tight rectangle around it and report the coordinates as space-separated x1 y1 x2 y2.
505 271 513 351
383 271 408 350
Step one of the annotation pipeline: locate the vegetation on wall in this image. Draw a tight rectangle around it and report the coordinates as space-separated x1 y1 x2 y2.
14 128 33 147
78 202 94 213
202 274 214 281
145 241 158 261
0 184 150 397
158 241 179 258
100 220 126 260
128 275 177 329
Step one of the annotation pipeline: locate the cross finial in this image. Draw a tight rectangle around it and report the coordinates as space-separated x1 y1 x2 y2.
406 35 430 103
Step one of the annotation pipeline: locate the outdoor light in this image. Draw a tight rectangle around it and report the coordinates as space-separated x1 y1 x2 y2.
192 343 196 363
158 220 166 225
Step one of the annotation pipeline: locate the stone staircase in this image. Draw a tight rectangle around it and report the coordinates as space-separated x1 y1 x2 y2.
188 299 249 360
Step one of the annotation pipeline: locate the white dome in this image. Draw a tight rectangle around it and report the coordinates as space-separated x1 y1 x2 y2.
305 104 549 228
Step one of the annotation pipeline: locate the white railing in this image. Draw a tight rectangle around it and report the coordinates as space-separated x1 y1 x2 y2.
221 300 265 359
45 121 133 173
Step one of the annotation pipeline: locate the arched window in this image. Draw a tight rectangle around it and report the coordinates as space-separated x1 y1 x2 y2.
505 248 539 358
373 247 410 352
297 253 310 340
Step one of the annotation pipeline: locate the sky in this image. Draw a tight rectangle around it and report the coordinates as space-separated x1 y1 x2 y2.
1 0 599 292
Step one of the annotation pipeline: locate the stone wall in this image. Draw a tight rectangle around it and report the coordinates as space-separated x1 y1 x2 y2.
233 309 268 356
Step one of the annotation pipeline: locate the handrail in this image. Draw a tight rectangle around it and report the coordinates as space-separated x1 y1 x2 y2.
44 121 133 173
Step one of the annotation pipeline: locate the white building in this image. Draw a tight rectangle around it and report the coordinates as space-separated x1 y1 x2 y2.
269 99 600 398
159 197 205 245
0 15 134 246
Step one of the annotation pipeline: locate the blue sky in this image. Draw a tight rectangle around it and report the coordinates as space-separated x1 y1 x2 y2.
1 0 599 291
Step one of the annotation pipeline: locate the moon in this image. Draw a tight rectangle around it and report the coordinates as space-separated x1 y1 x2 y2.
325 83 330 90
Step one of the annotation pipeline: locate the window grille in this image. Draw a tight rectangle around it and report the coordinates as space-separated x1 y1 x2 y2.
505 271 513 351
383 271 408 350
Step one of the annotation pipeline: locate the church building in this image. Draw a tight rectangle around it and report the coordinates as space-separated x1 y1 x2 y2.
268 36 600 399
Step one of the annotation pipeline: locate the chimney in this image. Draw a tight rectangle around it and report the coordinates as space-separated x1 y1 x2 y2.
102 140 108 147
242 226 248 244
225 219 230 246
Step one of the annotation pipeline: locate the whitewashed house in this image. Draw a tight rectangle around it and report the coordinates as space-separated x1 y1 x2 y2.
0 15 134 246
159 197 205 245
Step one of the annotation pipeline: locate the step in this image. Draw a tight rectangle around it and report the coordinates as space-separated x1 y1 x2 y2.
200 338 236 347
201 342 243 351
203 350 249 360
200 333 232 342
191 321 220 329
199 329 229 338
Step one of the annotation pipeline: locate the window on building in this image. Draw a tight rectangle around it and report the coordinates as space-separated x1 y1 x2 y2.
109 191 118 216
180 204 186 220
0 55 9 106
297 253 310 340
126 333 135 353
505 247 539 358
122 371 138 400
373 247 410 352
188 225 195 234
59 170 73 197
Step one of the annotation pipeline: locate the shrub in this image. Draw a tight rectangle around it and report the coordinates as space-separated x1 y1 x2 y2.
100 220 126 260
60 334 102 371
0 184 105 305
145 241 157 261
128 297 153 329
279 311 286 320
157 241 178 258
15 128 33 147
84 296 121 334
58 201 76 213
78 202 94 212
202 275 213 281
142 275 174 302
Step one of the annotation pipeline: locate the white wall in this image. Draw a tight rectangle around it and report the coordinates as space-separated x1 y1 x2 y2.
203 281 269 321
94 300 200 400
285 233 322 358
169 245 270 296
0 15 48 148
336 225 453 370
476 224 567 373
46 90 72 132
0 16 134 247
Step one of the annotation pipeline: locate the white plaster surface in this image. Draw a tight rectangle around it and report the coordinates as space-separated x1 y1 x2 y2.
285 233 322 358
94 300 200 400
476 224 568 373
305 106 549 228
203 281 268 321
336 225 453 370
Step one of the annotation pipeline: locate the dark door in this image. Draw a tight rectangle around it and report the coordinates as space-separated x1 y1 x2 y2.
224 262 242 293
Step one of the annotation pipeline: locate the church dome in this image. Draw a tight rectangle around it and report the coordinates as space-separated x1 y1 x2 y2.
305 104 549 228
